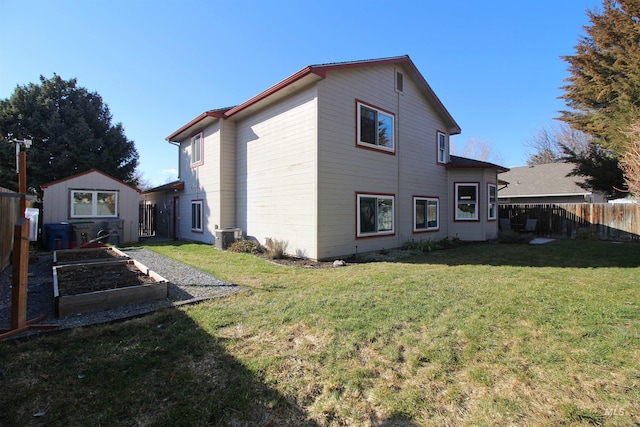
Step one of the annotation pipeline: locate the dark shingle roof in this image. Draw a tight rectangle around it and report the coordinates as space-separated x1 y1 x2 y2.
447 155 509 172
498 163 590 197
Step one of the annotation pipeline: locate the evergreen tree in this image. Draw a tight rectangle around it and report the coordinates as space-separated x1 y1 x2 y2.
559 0 640 154
561 142 626 198
619 119 640 198
0 74 139 195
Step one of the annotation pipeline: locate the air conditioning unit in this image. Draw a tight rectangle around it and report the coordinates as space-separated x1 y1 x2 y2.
215 228 242 250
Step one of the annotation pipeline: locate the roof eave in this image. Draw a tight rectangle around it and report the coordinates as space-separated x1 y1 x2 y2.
224 69 324 119
166 109 228 142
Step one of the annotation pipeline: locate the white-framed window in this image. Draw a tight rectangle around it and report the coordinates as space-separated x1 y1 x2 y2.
437 131 447 164
357 193 395 237
191 199 203 232
488 184 497 220
413 197 439 232
455 183 479 221
357 101 395 153
70 190 118 218
191 133 203 166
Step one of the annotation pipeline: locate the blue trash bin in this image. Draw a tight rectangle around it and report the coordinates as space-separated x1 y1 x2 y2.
45 222 72 251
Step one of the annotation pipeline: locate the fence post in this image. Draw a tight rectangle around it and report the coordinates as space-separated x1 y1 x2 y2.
1 218 58 340
10 218 29 330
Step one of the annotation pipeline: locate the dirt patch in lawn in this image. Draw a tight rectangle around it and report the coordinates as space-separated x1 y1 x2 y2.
56 262 157 296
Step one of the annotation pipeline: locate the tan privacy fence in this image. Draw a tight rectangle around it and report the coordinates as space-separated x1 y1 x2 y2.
499 203 640 241
0 188 21 271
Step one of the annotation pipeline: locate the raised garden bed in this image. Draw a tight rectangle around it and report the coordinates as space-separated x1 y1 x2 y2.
53 246 130 266
53 259 168 317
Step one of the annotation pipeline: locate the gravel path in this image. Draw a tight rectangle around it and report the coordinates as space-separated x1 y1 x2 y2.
0 247 244 340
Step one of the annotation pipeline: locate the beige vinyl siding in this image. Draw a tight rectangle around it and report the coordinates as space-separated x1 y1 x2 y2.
220 120 236 228
42 171 140 244
178 122 221 244
236 86 318 258
316 64 452 259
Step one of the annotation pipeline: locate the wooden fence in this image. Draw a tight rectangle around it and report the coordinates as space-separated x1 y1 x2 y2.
0 188 21 271
499 203 640 241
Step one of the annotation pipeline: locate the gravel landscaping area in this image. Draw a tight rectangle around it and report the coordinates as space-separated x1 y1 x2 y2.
0 247 243 340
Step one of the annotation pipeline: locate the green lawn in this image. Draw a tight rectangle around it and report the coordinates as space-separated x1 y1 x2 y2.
1 240 638 426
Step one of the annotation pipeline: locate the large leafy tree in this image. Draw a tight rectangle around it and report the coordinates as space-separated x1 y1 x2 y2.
0 74 139 196
559 0 640 154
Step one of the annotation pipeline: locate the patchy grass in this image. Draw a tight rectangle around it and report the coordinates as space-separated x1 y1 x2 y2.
1 240 639 426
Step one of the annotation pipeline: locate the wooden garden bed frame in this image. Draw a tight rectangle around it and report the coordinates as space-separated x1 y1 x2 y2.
53 258 168 317
53 246 131 266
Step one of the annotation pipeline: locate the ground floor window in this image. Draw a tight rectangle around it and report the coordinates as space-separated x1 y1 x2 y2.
191 200 203 232
357 193 394 237
71 190 118 217
488 184 497 220
455 183 479 221
414 197 439 231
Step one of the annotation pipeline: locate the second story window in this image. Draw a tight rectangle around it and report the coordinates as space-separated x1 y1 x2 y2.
437 131 447 164
357 101 395 153
191 133 203 166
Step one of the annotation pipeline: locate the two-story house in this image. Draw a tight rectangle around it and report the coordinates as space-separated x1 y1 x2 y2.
158 55 507 260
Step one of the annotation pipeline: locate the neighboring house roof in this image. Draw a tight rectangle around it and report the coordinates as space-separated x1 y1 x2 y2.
166 55 461 142
143 180 185 193
40 168 141 193
498 163 591 198
446 155 509 173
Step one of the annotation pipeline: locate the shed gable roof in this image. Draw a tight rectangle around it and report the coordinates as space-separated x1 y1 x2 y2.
167 55 461 142
40 168 140 193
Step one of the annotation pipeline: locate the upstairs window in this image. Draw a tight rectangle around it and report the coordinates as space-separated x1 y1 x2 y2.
357 101 395 153
191 133 203 166
437 131 447 164
71 190 118 218
357 193 395 237
455 183 479 221
488 184 497 220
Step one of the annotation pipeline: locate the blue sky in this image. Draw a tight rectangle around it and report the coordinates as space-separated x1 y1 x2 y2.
1 0 601 187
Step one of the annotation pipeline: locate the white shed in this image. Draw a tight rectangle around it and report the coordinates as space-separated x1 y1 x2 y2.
41 169 141 247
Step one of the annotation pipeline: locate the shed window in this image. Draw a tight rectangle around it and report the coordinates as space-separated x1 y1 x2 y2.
71 190 118 218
